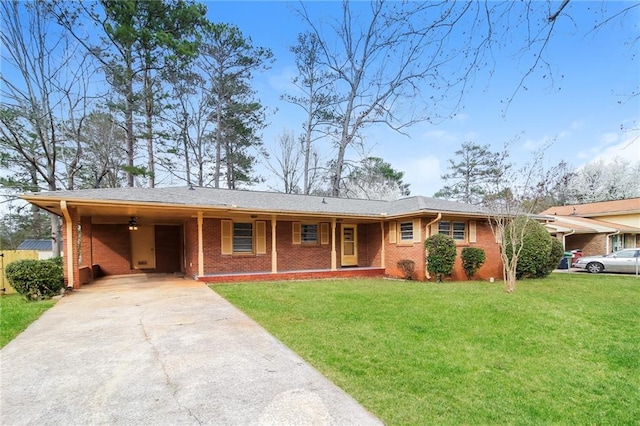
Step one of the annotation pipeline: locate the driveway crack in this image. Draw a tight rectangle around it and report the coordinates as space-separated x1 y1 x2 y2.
139 312 203 425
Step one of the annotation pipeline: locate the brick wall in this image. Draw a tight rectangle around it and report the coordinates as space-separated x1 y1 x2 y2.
184 219 384 277
451 220 502 281
566 234 606 257
91 224 134 276
384 218 503 281
384 218 427 280
358 223 382 267
85 214 503 282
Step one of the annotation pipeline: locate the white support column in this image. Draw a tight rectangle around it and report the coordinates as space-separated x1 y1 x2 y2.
271 216 278 273
197 212 204 278
331 218 337 271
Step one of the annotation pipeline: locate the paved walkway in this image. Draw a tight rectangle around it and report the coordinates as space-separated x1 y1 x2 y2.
0 275 381 425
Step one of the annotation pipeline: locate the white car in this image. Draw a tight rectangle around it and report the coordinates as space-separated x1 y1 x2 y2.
572 248 640 274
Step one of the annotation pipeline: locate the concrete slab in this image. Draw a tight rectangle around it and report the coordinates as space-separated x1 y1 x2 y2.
0 275 382 425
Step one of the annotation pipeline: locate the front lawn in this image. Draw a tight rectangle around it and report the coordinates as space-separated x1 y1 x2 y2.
213 274 640 425
0 294 56 348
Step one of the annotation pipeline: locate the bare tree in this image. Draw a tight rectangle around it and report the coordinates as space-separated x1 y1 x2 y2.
283 32 337 194
341 157 410 201
160 68 217 187
485 144 547 293
297 1 639 197
0 0 89 255
264 130 302 194
297 1 500 196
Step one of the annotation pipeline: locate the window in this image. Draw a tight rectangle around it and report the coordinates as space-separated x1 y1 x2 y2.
301 224 318 243
438 221 451 235
233 222 253 253
390 219 421 244
439 221 466 241
453 222 466 240
399 221 413 241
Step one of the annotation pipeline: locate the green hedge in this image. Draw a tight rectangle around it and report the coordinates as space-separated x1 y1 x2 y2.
5 258 64 300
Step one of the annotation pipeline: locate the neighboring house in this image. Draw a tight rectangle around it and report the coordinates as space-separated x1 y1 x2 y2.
542 198 640 256
16 239 60 260
21 187 502 288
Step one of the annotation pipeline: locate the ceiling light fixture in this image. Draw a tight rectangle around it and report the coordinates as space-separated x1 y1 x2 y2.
128 217 138 231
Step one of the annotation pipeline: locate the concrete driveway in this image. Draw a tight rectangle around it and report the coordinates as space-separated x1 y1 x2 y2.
0 275 381 425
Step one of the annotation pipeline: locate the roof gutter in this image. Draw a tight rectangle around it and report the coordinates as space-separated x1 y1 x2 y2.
424 213 442 280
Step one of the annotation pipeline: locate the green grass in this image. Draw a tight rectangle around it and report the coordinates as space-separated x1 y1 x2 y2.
213 273 640 425
0 294 56 348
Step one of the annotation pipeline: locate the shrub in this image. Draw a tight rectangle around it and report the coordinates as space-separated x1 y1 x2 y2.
5 258 64 300
396 259 415 280
544 238 565 277
425 234 457 282
505 218 560 279
461 247 486 279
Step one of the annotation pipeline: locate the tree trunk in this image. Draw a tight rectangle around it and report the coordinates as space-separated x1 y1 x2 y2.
125 58 135 188
144 67 155 188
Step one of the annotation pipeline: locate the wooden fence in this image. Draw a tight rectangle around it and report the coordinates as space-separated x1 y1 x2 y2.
1 250 39 294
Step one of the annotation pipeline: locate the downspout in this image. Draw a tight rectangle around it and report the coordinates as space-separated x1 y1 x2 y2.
606 230 620 254
424 213 442 280
60 201 74 289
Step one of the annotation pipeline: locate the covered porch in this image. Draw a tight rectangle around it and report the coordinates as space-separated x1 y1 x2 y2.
31 197 388 289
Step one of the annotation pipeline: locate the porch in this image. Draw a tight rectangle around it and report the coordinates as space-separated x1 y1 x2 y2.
199 266 386 284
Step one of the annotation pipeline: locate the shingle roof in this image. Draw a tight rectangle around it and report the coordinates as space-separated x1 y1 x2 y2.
17 239 54 251
22 186 489 218
540 198 640 217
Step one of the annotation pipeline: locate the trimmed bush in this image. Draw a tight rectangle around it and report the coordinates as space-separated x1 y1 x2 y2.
396 259 415 280
545 238 565 277
461 247 486 279
5 258 64 300
505 218 561 279
425 234 457 282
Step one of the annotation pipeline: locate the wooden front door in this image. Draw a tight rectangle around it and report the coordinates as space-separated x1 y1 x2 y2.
131 225 156 270
154 225 183 273
341 224 358 266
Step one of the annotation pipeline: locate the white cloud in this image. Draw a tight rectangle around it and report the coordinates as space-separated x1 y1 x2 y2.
576 130 640 165
571 120 585 130
397 155 442 197
267 65 298 93
523 135 557 151
419 130 459 144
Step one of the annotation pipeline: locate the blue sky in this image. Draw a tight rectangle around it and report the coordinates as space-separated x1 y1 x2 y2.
203 1 640 197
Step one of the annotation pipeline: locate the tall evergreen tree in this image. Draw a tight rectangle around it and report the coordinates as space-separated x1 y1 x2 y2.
435 142 506 205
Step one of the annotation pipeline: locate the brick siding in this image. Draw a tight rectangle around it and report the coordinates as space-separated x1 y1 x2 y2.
78 213 503 285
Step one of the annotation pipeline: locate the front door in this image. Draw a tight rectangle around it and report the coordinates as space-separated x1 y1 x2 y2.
131 225 156 270
341 224 358 266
